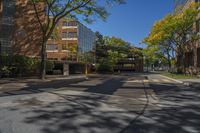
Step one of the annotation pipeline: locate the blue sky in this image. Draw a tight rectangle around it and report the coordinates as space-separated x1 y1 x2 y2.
81 0 174 48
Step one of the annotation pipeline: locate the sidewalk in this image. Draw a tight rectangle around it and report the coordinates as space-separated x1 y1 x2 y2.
160 74 200 88
0 74 86 83
0 75 87 92
179 79 200 88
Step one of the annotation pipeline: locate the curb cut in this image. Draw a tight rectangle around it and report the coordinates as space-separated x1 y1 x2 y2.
159 75 183 84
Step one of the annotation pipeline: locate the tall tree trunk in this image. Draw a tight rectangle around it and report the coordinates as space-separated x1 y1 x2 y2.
167 52 172 71
40 40 47 80
177 47 185 74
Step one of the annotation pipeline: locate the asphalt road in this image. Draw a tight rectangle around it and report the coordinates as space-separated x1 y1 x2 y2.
0 73 199 133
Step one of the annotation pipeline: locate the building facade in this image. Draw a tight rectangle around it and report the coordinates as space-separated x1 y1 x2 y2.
175 0 200 75
0 0 15 55
0 0 44 57
0 0 95 64
47 18 96 63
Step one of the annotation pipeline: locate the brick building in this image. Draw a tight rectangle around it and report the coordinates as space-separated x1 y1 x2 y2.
47 18 96 63
0 0 44 57
175 0 200 75
0 0 96 63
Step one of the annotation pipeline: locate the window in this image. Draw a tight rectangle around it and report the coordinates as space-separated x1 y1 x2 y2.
62 32 67 38
177 55 183 67
186 26 193 42
0 0 3 12
67 32 77 38
0 39 12 55
196 20 200 33
189 52 194 67
197 48 200 67
62 44 68 50
0 42 1 54
185 51 194 67
63 22 67 26
63 21 77 27
62 32 77 38
46 44 58 51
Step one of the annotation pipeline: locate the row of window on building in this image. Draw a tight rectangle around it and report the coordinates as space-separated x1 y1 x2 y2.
61 32 77 38
46 43 77 51
62 21 77 27
0 39 13 55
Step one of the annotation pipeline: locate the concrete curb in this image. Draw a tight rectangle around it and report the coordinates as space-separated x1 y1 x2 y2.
55 76 87 80
159 75 184 84
0 75 87 84
159 75 200 87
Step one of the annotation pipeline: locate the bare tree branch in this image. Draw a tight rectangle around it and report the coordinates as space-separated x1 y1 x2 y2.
46 0 92 40
31 0 45 34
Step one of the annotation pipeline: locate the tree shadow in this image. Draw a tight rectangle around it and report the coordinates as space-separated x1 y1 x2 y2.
0 74 147 98
2 88 150 133
0 74 153 133
121 82 200 133
0 78 86 97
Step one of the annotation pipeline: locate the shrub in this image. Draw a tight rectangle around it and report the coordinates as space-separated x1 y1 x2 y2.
46 60 55 72
0 55 40 77
96 61 113 73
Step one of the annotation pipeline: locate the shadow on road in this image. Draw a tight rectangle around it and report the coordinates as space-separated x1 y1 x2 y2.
0 74 147 98
122 82 200 133
1 74 200 133
0 74 152 133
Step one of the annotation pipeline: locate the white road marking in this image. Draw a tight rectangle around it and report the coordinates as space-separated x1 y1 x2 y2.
162 79 171 82
150 79 175 83
159 75 183 83
125 80 150 83
152 79 159 82
125 80 142 83
143 80 149 83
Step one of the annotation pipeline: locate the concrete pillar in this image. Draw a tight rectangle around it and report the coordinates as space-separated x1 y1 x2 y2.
63 63 69 76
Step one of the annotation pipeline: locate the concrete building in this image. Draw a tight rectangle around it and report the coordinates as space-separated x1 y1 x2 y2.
47 18 96 63
0 0 44 57
175 0 200 75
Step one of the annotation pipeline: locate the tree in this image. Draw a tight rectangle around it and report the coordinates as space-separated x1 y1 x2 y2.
105 37 129 68
143 44 164 71
171 2 199 64
95 32 107 63
95 35 141 73
31 0 125 79
143 14 176 70
144 2 199 72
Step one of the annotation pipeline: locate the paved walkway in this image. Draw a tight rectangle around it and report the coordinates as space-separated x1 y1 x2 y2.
0 75 86 83
0 75 86 92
